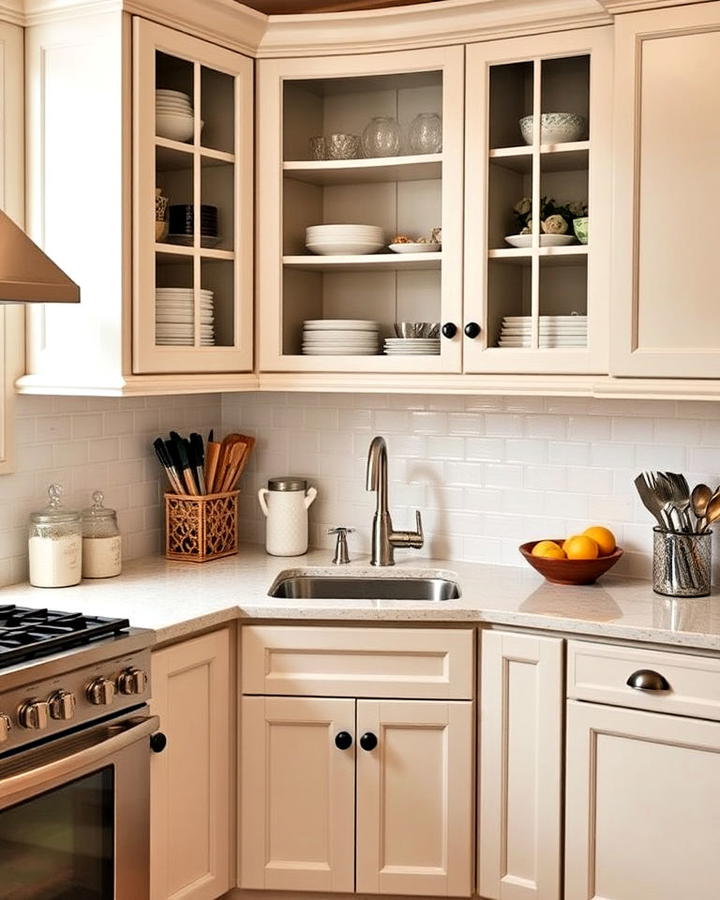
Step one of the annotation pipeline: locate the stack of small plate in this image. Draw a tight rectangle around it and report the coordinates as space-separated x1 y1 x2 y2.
384 337 441 356
305 225 384 256
302 320 379 355
156 90 195 143
498 315 587 348
155 288 215 346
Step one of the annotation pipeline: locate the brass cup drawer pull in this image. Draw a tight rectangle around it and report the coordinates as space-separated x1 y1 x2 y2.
626 669 671 692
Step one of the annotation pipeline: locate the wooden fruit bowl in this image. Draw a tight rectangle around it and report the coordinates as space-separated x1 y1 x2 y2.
519 540 624 586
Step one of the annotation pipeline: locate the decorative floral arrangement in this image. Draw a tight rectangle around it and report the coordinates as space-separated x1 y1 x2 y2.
512 197 587 235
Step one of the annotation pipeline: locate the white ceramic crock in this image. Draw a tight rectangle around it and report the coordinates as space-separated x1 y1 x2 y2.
258 477 317 557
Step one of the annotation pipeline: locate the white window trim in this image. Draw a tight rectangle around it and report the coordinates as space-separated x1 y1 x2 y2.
0 20 25 474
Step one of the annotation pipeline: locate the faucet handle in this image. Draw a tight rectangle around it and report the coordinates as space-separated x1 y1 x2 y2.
328 527 354 565
414 510 423 542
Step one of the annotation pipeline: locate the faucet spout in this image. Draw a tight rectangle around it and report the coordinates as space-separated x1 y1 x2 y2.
365 434 424 566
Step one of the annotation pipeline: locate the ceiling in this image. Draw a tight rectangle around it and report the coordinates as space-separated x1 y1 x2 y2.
243 0 440 14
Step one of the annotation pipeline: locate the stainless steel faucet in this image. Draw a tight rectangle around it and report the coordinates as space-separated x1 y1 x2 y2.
366 435 424 566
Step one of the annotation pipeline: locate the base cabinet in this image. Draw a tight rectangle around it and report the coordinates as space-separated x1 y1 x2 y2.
240 696 474 897
478 631 563 900
565 699 720 900
150 629 232 900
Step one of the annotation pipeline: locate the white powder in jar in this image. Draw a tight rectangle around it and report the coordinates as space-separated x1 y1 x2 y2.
28 533 82 588
82 535 122 578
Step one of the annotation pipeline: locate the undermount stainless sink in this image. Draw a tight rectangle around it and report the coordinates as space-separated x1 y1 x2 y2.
268 574 461 602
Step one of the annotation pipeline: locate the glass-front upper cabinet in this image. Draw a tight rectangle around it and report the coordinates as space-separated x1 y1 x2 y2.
464 28 612 375
257 47 464 374
133 19 253 374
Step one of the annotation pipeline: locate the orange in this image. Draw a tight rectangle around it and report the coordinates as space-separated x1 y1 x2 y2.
583 526 616 556
563 534 600 560
531 540 567 559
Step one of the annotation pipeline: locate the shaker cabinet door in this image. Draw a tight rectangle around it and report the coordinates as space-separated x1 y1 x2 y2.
565 699 720 900
611 3 720 377
356 699 474 897
150 628 232 900
240 696 356 893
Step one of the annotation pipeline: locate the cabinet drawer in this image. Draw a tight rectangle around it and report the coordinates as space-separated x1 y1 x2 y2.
567 640 720 721
242 626 474 699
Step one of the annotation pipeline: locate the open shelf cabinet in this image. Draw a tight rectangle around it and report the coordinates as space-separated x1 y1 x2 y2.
257 47 464 374
463 28 612 374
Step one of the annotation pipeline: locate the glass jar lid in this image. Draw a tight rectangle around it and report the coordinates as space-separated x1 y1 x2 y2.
81 490 116 521
31 484 81 525
268 477 307 492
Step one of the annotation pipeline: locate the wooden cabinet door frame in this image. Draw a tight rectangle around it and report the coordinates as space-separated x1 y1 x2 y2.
478 630 563 900
611 2 720 377
356 698 474 897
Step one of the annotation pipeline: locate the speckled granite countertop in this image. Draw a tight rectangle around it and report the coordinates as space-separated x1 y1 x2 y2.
1 544 719 651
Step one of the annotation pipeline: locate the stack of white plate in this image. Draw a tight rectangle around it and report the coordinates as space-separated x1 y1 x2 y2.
306 225 384 256
302 320 379 355
498 315 587 348
384 337 441 356
156 90 194 142
155 288 215 346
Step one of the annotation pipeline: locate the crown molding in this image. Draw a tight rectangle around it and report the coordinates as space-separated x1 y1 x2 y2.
256 0 612 57
0 0 25 25
597 0 709 12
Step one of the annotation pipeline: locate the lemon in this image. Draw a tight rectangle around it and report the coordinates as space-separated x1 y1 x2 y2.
564 534 600 560
583 526 616 556
532 540 566 559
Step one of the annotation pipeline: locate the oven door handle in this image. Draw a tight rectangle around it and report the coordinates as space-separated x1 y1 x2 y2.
0 714 160 802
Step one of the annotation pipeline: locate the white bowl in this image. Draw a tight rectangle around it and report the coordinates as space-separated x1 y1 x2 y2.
519 113 586 145
156 113 194 142
304 319 378 330
156 89 192 100
306 224 383 237
504 234 576 249
306 240 384 255
388 243 441 254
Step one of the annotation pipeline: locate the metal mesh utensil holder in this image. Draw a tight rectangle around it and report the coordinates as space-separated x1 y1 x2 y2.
652 527 711 598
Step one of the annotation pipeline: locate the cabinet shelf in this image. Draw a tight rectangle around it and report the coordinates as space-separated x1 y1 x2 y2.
283 153 442 185
156 138 235 171
489 141 589 173
155 244 235 262
489 245 588 266
283 253 442 272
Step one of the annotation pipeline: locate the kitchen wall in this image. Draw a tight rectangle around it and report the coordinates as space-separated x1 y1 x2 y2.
222 391 720 580
0 393 221 587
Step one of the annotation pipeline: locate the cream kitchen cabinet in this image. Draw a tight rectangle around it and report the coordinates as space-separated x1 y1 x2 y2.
150 628 233 900
20 9 255 396
240 625 475 897
478 630 563 900
611 2 720 379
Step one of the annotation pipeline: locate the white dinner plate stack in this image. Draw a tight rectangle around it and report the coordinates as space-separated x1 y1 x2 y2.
498 315 587 348
302 320 379 355
383 338 441 356
156 90 194 142
305 225 385 256
155 288 215 346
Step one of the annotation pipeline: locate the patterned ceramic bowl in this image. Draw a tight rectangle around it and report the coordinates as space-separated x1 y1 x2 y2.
573 217 588 244
519 113 586 145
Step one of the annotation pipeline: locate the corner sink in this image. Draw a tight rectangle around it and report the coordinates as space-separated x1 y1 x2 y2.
268 574 461 602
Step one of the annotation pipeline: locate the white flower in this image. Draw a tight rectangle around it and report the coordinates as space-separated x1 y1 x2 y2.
520 225 532 234
514 197 531 216
567 201 587 218
541 214 568 234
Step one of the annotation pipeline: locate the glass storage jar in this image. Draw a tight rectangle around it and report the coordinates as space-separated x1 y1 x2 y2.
362 116 401 158
28 484 82 588
81 491 122 579
408 112 443 154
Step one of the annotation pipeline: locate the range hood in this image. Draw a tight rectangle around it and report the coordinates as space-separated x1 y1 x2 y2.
0 210 80 303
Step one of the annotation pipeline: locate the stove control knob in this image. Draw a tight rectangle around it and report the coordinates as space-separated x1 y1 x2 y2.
117 667 148 696
18 699 49 730
48 689 77 721
86 677 115 706
0 714 12 742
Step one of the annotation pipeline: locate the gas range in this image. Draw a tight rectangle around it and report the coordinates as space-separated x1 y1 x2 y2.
0 604 154 757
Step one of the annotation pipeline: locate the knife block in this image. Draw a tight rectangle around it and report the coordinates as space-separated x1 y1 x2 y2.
165 490 239 562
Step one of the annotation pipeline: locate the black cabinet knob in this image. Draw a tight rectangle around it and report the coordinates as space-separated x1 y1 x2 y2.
359 732 378 752
626 669 671 692
334 731 353 750
464 322 481 339
150 732 167 753
441 322 457 339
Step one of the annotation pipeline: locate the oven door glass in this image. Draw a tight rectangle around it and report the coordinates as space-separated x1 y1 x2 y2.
0 765 114 899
